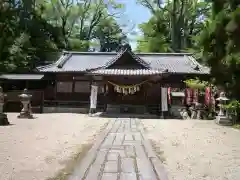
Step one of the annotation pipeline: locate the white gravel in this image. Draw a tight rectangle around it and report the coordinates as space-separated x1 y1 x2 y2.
0 113 109 180
141 119 240 180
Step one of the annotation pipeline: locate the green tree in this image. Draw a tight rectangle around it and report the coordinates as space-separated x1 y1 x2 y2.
41 0 125 51
200 1 240 100
0 0 63 72
137 0 211 52
136 9 171 52
0 0 127 72
92 16 127 52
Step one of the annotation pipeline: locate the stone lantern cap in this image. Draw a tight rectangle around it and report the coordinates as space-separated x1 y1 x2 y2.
0 86 6 97
19 89 32 99
216 92 229 101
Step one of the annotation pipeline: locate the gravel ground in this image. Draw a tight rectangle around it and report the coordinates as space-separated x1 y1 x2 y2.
141 119 240 180
0 113 109 180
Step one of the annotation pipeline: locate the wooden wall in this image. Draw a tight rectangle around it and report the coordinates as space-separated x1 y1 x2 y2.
43 73 105 108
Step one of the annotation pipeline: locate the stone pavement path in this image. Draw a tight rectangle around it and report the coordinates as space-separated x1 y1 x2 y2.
69 118 168 180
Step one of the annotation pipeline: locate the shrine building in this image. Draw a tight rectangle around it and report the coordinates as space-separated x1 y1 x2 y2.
0 49 210 115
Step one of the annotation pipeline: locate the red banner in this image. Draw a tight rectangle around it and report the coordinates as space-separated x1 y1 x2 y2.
168 87 171 104
205 87 211 105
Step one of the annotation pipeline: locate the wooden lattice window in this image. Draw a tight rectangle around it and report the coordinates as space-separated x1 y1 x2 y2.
57 81 73 92
74 81 90 93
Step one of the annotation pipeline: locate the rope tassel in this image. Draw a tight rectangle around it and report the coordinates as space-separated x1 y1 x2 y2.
107 80 148 95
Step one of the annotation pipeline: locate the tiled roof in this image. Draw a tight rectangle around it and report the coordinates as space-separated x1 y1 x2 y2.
89 69 165 76
36 52 113 72
142 54 209 74
0 74 44 80
36 51 210 75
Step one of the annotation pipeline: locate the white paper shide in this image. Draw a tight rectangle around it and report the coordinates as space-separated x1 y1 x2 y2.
90 85 98 109
161 87 168 111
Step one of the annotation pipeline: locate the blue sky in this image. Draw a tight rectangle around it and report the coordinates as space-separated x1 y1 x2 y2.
117 0 151 49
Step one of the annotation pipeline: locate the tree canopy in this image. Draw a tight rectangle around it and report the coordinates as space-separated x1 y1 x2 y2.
136 0 240 104
200 0 240 100
136 0 211 53
0 0 127 72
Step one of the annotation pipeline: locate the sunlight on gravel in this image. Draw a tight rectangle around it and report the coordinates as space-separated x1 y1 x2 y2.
0 113 109 180
141 119 240 180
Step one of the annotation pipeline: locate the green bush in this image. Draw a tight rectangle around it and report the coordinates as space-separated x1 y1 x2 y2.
224 100 240 123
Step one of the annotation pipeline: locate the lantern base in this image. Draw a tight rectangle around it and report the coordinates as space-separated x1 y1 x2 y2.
89 108 96 115
18 111 33 119
0 113 9 125
215 116 232 126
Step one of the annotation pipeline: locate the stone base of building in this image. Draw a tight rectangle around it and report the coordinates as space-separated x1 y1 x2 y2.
215 116 232 126
0 113 9 125
43 107 89 113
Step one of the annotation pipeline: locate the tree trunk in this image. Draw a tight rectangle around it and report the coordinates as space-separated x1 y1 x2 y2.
171 0 178 52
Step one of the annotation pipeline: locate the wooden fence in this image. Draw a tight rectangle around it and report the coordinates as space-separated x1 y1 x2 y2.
4 90 44 113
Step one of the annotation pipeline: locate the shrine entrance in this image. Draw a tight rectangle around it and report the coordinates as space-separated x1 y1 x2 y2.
106 76 147 103
87 49 166 114
104 76 158 114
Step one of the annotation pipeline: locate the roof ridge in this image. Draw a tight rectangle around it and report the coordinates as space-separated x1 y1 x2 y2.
57 54 72 68
137 53 192 56
102 49 127 68
185 55 210 73
102 49 150 69
36 63 55 71
62 50 192 56
128 51 150 68
64 51 118 55
36 53 72 71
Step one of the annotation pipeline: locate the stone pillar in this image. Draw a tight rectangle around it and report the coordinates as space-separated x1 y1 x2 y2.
89 83 98 115
0 86 9 125
195 102 202 119
18 88 33 119
190 105 197 119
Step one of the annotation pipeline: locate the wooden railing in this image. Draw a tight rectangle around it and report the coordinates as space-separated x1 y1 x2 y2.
6 90 43 102
4 90 44 113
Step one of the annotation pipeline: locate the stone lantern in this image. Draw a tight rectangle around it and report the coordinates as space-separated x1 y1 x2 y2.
0 86 9 125
195 102 203 119
18 88 33 119
215 92 231 125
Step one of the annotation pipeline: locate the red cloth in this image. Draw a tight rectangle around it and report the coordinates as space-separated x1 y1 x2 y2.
168 87 171 104
186 88 193 105
205 87 211 105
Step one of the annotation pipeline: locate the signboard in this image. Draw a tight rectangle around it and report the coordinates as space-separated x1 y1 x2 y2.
90 85 98 109
161 87 168 111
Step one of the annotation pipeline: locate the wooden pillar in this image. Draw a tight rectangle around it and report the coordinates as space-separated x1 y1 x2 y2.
40 91 44 113
143 83 147 114
102 77 107 112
